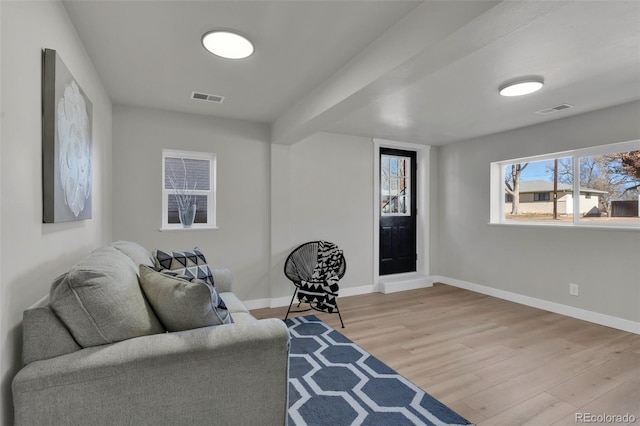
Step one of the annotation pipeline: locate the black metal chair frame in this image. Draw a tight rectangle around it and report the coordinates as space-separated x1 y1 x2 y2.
283 241 347 328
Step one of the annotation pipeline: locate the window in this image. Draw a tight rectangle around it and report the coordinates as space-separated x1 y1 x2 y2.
381 154 411 215
162 149 216 230
491 140 640 228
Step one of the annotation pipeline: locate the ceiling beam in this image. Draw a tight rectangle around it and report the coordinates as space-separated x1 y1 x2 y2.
270 0 570 146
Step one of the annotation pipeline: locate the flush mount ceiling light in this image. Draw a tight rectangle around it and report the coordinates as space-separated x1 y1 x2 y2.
499 78 544 97
201 30 254 59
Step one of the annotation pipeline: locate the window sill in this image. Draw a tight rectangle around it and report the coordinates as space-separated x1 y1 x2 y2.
159 225 219 232
488 222 640 232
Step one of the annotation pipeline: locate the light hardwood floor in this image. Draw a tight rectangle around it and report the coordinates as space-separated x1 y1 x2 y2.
251 283 640 426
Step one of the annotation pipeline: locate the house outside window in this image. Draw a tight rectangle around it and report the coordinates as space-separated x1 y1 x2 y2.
490 140 640 228
533 192 551 202
161 149 216 230
381 154 411 215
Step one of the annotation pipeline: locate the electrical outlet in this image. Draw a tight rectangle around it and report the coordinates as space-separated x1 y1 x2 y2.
569 283 579 296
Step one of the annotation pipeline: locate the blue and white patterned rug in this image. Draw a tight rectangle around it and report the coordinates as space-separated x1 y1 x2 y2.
286 315 473 426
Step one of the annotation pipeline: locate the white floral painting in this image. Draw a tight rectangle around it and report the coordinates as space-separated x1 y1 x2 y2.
43 49 93 222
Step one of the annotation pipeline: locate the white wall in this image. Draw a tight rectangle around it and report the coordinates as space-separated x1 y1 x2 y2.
269 132 374 299
437 101 640 323
428 146 440 275
270 144 294 301
0 1 113 423
113 113 374 307
112 105 271 301
0 3 4 420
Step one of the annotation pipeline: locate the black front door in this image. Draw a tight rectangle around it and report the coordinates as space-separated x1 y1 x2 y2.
379 148 417 275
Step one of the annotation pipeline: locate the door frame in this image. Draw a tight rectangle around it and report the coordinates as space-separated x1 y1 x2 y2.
373 139 431 292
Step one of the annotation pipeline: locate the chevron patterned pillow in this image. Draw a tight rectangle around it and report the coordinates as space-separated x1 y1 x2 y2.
152 247 215 287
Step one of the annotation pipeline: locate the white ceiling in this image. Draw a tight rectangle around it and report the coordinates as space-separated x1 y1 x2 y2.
62 0 422 123
63 0 640 146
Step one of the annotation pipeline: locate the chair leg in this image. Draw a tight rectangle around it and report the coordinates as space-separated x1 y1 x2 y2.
335 301 345 328
284 288 299 322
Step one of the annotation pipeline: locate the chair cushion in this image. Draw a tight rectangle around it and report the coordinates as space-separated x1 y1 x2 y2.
139 265 233 332
49 246 165 348
152 247 215 286
297 241 343 313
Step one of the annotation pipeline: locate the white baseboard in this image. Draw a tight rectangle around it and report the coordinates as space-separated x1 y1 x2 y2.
378 273 432 294
340 284 378 298
242 298 274 310
431 275 640 335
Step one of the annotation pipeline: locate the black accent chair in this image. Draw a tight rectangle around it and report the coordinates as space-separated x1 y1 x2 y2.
283 241 347 328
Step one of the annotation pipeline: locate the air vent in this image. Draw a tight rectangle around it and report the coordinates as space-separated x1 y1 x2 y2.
191 92 224 103
536 104 573 114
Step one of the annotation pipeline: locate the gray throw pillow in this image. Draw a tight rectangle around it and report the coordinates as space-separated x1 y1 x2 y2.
110 240 155 269
49 247 165 348
139 265 233 332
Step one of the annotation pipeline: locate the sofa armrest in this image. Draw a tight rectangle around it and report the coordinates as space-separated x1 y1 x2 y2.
211 268 233 292
13 318 290 426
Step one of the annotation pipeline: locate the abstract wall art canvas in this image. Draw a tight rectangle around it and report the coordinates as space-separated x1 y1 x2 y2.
42 48 93 223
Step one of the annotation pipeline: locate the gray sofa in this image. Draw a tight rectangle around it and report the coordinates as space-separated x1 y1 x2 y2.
12 241 290 426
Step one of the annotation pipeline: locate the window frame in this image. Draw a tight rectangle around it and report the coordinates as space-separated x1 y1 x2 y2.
490 139 640 230
380 153 412 217
161 149 217 231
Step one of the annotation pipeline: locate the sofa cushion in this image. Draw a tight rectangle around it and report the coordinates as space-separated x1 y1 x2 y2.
210 268 234 293
152 247 215 286
139 265 233 332
22 305 81 365
110 240 154 269
50 246 165 348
